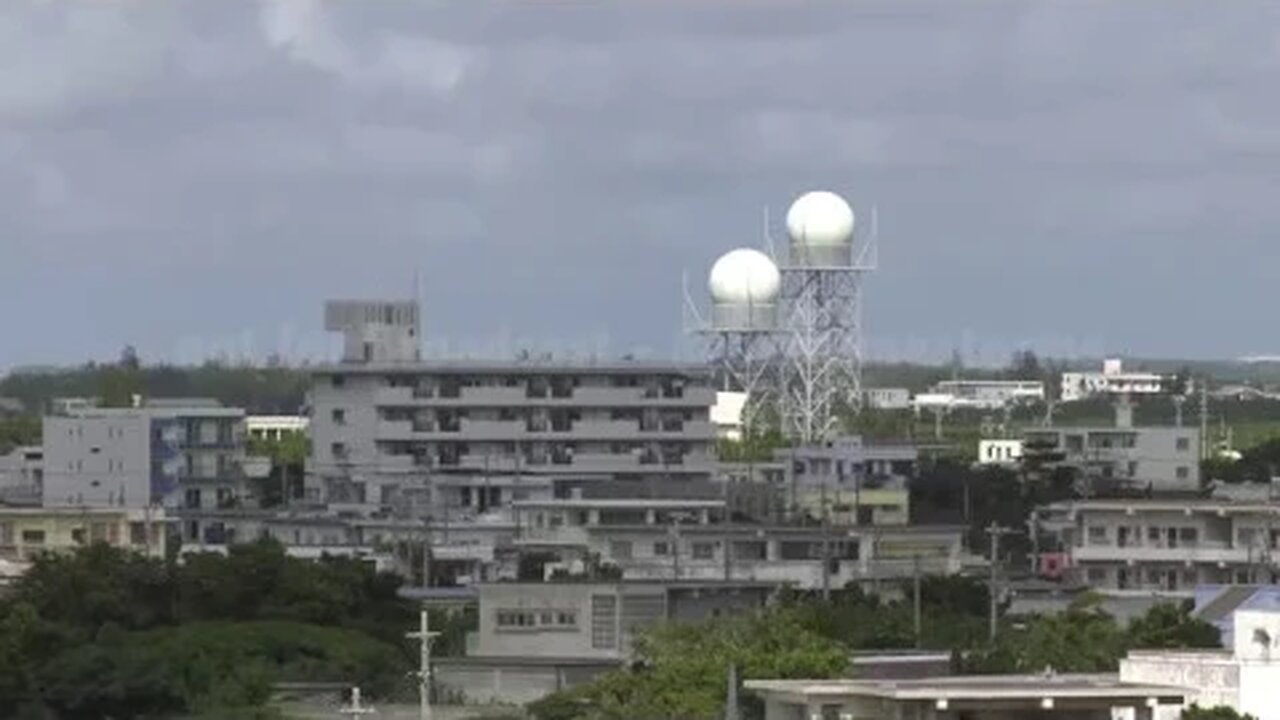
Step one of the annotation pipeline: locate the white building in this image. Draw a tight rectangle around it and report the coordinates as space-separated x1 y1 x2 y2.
1121 607 1280 720
246 415 309 442
913 380 1045 411
978 439 1024 466
864 387 912 411
1061 359 1178 403
712 391 748 441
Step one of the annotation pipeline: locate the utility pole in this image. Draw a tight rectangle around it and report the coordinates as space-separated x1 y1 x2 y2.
912 553 922 648
821 482 832 601
985 523 1012 643
339 686 376 719
1199 381 1209 462
406 608 440 720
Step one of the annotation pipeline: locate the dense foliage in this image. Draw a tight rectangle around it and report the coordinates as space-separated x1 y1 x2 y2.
529 606 847 720
0 541 421 718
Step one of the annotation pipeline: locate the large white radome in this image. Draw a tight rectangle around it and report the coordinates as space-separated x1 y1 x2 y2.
786 191 855 247
708 248 781 304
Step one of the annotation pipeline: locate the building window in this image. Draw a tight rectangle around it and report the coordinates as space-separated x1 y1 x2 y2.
1178 527 1198 545
332 374 346 388
331 442 348 459
591 595 618 649
1176 437 1190 451
692 542 716 560
332 408 346 425
610 541 633 560
129 522 148 545
653 541 670 556
1087 526 1110 545
1086 568 1107 584
20 529 45 545
1176 466 1190 480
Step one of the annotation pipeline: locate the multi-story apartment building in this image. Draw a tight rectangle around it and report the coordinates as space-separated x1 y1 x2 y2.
512 494 972 590
307 360 717 516
0 445 43 504
1037 499 1280 596
1022 425 1200 493
41 399 259 545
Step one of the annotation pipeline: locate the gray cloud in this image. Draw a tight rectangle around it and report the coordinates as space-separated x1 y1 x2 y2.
1 0 1278 370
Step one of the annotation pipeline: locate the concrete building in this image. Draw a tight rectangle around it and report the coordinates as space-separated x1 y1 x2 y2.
776 436 918 526
712 390 748 441
307 359 717 517
0 445 43 504
40 400 261 550
246 415 309 442
434 579 776 704
977 439 1024 466
914 379 1045 411
1023 425 1200 493
1061 358 1178 403
325 299 421 364
745 674 1188 720
511 495 972 590
1037 499 1280 596
0 506 168 565
864 387 912 411
1193 585 1280 647
1121 607 1280 720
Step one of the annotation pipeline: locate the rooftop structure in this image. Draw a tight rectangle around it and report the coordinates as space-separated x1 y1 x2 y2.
324 299 421 364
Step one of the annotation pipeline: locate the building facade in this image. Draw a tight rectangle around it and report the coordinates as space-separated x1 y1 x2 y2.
246 415 309 442
1038 499 1280 596
913 380 1045 411
1023 426 1200 493
40 401 258 549
0 506 168 564
307 360 717 517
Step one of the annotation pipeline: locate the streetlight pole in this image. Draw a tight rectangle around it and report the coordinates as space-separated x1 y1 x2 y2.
406 608 441 720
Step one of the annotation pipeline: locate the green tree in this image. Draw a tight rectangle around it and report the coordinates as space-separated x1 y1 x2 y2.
966 594 1126 674
530 606 846 720
1127 600 1221 650
1182 706 1257 720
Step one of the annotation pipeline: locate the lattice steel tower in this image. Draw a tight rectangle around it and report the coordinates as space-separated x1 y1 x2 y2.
684 248 785 436
776 191 875 443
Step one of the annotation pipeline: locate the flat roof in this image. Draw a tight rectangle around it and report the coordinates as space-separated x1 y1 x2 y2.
745 674 1188 702
478 579 781 591
312 360 711 376
1046 499 1280 514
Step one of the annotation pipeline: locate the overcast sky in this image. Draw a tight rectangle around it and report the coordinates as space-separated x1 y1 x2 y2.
2 0 1277 370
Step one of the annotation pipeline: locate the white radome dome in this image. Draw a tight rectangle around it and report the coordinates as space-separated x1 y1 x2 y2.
786 190 854 247
708 248 781 305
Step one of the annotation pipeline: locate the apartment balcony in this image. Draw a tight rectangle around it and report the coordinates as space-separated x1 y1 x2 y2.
1072 542 1249 565
514 526 590 547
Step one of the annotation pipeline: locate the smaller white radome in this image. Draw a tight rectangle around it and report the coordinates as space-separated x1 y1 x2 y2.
708 248 781 304
786 190 855 247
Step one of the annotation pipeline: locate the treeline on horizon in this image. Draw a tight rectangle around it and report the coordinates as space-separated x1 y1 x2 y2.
8 346 1280 417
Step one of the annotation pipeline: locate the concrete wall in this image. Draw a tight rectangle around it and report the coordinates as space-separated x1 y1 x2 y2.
42 414 152 508
434 660 616 706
